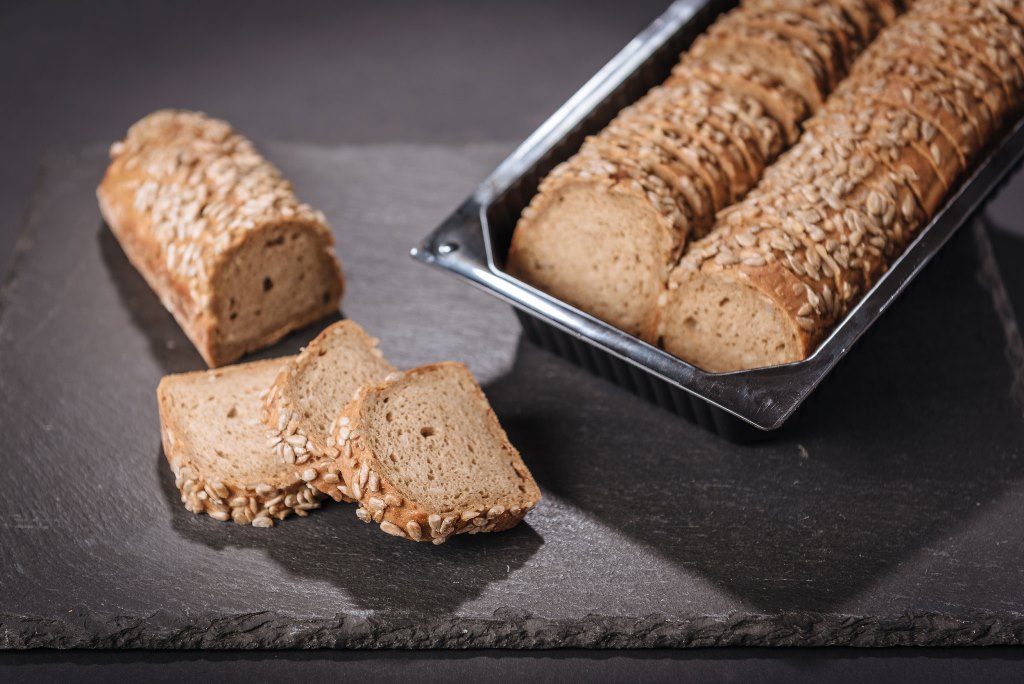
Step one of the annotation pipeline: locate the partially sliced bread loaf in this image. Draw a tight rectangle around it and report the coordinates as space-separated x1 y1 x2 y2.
158 358 323 527
262 320 396 502
99 110 345 368
333 362 541 544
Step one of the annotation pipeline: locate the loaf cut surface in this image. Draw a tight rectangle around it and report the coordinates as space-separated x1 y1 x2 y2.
98 109 344 367
333 362 541 544
262 320 396 502
158 358 323 527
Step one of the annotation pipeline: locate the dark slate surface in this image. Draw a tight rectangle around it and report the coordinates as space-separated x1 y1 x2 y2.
1 143 1023 649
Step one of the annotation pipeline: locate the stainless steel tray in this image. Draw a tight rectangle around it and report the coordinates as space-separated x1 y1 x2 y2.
411 0 1024 441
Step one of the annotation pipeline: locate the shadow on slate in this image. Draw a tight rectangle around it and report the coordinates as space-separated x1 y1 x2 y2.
484 222 1024 614
155 442 543 618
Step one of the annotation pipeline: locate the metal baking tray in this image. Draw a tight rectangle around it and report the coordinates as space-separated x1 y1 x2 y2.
411 0 1024 441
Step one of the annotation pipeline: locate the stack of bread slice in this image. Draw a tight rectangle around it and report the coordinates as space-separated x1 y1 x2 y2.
658 0 1024 370
508 0 1023 373
507 0 908 338
158 321 541 542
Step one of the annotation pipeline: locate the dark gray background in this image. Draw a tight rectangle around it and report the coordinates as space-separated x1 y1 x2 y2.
3 0 1024 681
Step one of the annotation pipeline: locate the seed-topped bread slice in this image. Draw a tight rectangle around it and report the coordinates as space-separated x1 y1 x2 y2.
158 358 323 527
262 320 397 502
333 362 541 544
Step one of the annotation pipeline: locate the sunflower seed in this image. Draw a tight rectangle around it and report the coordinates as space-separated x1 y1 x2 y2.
439 516 455 536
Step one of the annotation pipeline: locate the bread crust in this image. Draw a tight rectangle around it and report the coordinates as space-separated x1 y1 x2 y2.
97 109 344 367
158 358 323 527
261 320 396 503
690 23 830 110
331 362 541 544
671 59 809 145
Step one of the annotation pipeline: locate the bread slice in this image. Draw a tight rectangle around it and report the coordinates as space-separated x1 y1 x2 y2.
262 320 396 502
332 362 541 544
670 59 809 145
158 358 323 527
689 23 830 111
742 0 864 67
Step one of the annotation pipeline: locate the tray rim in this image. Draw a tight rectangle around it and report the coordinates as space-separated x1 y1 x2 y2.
411 0 1024 432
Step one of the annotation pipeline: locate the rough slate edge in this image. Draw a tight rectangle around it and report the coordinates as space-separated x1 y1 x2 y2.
6 609 1024 649
2 145 1024 650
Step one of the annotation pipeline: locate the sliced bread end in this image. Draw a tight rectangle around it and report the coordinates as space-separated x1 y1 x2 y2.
158 358 324 527
333 362 541 544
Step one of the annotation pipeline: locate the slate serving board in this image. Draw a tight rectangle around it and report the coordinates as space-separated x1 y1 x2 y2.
2 143 1024 649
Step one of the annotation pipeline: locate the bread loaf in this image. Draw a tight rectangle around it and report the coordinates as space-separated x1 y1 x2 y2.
659 0 1023 372
98 110 344 367
261 320 396 502
331 362 541 544
507 0 902 337
158 358 324 527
